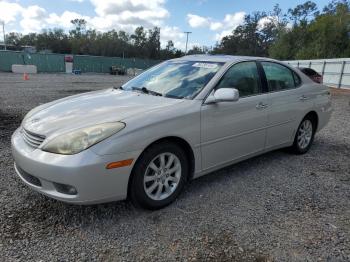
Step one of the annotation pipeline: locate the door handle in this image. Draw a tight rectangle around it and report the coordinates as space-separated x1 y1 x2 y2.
299 95 309 101
256 102 268 110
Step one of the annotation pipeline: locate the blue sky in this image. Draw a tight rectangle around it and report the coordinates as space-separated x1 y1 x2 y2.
0 0 330 50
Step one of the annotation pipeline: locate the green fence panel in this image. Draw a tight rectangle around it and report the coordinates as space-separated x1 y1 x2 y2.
0 50 161 73
73 55 161 73
0 51 24 72
0 51 65 72
73 55 123 73
23 53 65 72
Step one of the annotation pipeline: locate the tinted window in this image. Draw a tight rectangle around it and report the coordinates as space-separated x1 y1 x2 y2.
262 62 295 92
216 62 261 97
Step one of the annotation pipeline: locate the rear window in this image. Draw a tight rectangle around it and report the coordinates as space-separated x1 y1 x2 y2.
261 62 296 92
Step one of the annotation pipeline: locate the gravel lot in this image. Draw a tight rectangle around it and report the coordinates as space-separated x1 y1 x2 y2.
0 72 349 261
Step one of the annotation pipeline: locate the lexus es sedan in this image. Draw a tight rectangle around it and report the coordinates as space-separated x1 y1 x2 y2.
11 55 332 209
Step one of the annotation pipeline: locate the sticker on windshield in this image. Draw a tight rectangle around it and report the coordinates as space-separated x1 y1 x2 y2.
192 63 218 69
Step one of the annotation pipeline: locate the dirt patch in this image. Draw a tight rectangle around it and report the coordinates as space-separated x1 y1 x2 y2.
0 110 22 140
330 87 350 96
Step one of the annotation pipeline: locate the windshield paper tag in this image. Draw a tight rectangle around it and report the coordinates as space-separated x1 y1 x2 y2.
192 63 217 69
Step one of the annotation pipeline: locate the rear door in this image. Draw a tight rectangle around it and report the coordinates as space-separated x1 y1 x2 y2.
259 61 312 149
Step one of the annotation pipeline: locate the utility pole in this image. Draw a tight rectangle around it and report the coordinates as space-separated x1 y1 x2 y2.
1 21 6 51
184 31 192 54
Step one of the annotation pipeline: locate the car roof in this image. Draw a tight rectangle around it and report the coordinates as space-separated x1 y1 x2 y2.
174 54 278 63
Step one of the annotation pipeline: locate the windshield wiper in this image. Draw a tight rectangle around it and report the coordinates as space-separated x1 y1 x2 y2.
132 87 162 96
113 86 124 90
164 94 184 99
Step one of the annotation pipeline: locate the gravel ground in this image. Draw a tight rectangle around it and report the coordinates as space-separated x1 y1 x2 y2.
0 72 349 261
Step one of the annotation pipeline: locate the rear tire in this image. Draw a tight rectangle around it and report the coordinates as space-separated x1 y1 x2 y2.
290 116 316 154
129 142 188 210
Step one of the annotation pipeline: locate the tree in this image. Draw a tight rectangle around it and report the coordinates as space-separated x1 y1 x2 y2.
146 27 161 59
69 19 87 38
288 1 319 25
6 33 22 47
270 0 350 59
166 40 174 52
213 12 273 57
6 1 349 61
187 46 207 55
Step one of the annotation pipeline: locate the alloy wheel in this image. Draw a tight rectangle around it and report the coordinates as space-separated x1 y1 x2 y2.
143 153 182 201
297 119 313 149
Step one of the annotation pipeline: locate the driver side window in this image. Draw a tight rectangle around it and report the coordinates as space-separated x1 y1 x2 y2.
216 61 261 97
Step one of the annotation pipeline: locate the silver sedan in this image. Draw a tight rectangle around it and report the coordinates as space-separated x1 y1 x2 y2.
11 55 332 209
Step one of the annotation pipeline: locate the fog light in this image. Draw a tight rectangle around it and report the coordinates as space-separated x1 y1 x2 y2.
53 182 77 195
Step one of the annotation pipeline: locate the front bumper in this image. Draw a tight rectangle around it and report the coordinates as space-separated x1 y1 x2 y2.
11 128 142 205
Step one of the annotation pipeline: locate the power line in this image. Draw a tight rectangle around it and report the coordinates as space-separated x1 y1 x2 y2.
184 31 192 54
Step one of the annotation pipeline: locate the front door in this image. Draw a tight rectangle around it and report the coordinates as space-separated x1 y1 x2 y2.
200 61 268 171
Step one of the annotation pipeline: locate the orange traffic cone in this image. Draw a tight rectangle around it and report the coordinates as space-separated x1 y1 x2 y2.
23 73 29 80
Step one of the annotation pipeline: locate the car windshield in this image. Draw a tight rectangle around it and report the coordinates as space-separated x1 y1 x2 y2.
122 60 224 99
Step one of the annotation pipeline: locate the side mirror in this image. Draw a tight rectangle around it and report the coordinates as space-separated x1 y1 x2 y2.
205 88 239 104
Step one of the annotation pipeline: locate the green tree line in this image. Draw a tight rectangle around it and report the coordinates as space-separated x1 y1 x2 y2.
4 0 350 60
213 0 350 59
5 19 183 60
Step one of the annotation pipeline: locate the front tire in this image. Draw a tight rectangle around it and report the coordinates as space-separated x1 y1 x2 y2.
291 116 316 154
129 142 188 210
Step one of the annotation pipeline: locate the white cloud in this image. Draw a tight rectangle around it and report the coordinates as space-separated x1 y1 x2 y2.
209 22 223 31
223 12 245 27
159 26 185 49
20 5 47 33
187 14 210 28
0 0 170 33
186 11 246 41
89 0 169 29
91 0 167 16
0 1 23 23
47 11 91 29
214 30 232 41
257 15 280 30
0 0 203 50
215 12 246 40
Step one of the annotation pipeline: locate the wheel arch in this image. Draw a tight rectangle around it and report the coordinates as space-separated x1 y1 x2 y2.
127 136 196 197
304 111 319 131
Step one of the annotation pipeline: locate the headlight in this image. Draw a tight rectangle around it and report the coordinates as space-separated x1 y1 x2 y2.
42 122 125 155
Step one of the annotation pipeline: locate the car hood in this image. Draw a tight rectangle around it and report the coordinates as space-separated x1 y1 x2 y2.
22 89 184 136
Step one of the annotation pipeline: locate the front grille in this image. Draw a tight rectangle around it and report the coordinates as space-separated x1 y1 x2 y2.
16 164 42 187
21 128 46 148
